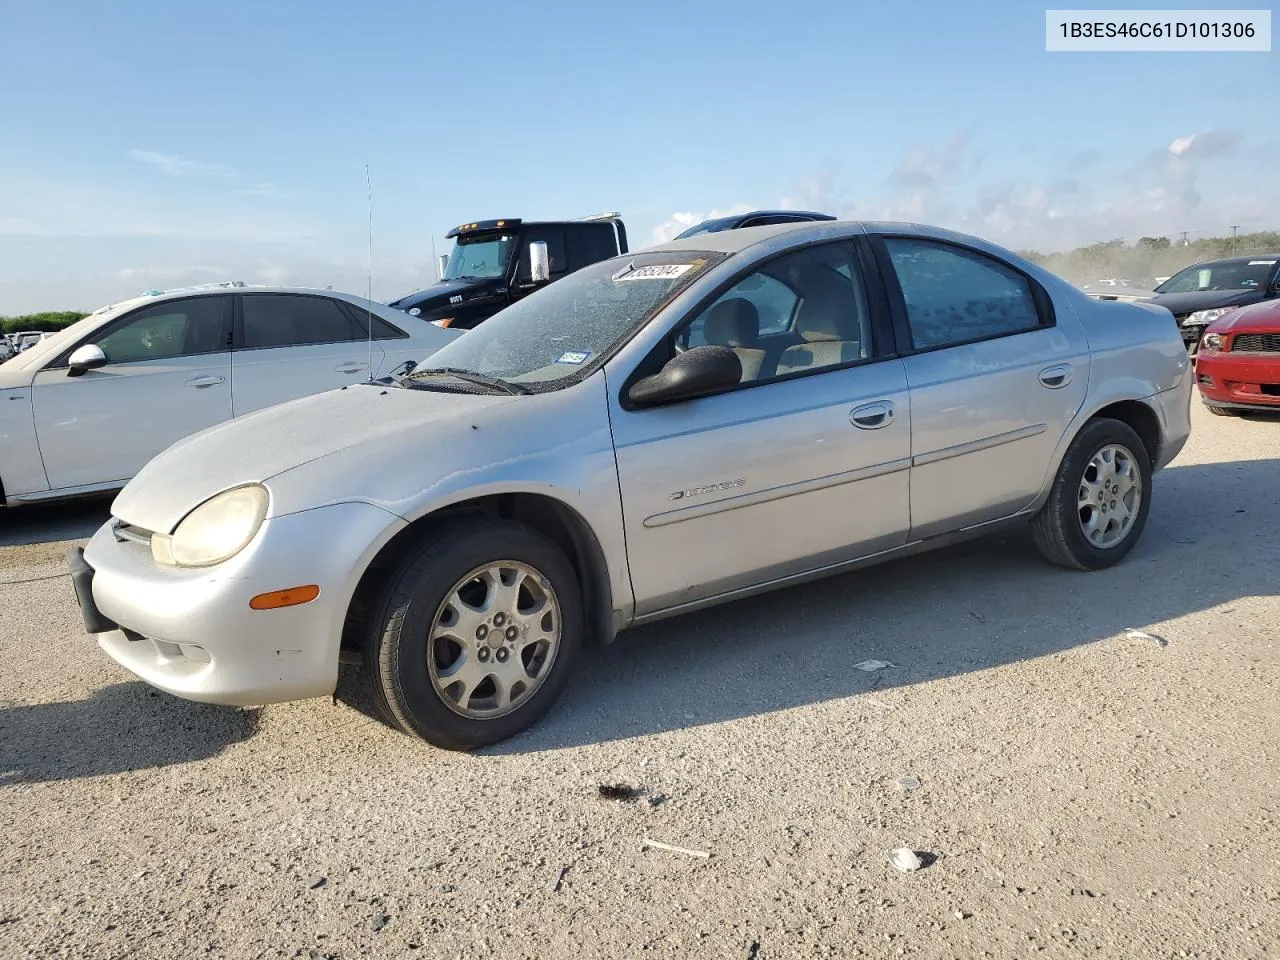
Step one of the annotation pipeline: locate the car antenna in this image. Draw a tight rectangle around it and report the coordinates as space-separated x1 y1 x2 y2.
365 163 374 378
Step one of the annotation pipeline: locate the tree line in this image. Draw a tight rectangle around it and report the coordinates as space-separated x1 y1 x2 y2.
1 311 89 335
1020 230 1280 286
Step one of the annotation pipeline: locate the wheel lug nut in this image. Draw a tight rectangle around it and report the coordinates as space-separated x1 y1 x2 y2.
495 647 509 663
477 647 490 662
493 612 506 627
505 626 518 641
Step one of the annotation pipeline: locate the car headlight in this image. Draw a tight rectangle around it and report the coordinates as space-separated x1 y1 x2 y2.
1201 332 1225 351
151 484 269 567
1182 308 1230 327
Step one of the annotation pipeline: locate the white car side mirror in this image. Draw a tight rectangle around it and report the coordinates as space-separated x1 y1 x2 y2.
67 343 107 377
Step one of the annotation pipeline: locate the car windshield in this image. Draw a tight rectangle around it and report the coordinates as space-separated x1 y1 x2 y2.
442 232 517 280
1156 259 1276 293
410 252 720 389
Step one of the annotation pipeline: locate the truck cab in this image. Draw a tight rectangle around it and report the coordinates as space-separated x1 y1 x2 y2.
389 214 628 330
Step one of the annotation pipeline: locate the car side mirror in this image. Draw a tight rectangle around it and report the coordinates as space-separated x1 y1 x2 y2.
529 241 551 284
628 345 742 407
67 343 107 377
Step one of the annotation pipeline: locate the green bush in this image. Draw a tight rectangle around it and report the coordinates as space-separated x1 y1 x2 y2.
1 311 88 335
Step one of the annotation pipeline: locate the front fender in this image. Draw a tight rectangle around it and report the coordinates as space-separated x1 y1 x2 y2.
265 373 634 625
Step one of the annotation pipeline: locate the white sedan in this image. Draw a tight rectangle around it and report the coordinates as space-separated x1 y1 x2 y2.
0 283 457 505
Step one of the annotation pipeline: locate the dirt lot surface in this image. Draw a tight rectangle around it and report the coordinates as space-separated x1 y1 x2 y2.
2 403 1277 959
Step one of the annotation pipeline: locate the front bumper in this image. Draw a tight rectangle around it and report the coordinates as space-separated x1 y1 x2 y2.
79 501 405 707
1195 351 1280 411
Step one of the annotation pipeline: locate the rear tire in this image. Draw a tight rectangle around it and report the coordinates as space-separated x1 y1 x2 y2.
362 517 584 750
1031 418 1152 571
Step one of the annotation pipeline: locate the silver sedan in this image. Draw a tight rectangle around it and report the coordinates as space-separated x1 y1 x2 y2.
71 221 1192 749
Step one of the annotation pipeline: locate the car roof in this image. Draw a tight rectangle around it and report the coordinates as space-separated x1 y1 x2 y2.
649 219 1016 256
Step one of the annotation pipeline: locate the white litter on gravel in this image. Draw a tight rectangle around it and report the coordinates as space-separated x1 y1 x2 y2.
889 848 924 872
854 659 894 672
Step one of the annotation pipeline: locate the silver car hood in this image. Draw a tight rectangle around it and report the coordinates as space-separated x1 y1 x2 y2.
112 384 515 532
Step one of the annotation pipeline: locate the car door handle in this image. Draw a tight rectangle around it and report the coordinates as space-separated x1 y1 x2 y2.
1038 364 1073 389
185 376 225 388
850 400 894 429
334 362 369 374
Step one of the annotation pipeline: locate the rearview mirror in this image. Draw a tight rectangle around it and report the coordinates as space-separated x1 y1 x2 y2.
628 345 742 407
67 344 107 377
529 241 551 284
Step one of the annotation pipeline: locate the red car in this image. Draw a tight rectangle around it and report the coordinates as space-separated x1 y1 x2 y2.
1195 299 1280 416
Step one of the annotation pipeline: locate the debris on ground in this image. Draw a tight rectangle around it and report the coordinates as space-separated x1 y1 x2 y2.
553 864 570 893
968 610 986 623
954 908 970 920
747 939 760 959
895 776 922 792
306 876 326 890
647 793 668 808
598 783 642 802
369 914 390 933
641 837 710 859
1124 628 1169 647
888 848 925 872
854 659 894 672
1070 887 1098 898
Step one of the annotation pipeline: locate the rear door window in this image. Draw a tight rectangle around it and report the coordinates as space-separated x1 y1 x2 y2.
241 294 364 349
884 239 1048 350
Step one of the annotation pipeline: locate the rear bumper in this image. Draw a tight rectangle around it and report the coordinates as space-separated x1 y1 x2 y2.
1195 351 1280 409
81 501 405 706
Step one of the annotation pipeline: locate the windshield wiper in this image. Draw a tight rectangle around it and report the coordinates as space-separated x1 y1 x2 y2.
409 367 529 396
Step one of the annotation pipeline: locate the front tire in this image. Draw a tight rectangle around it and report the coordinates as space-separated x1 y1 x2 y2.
363 517 584 750
1031 418 1152 570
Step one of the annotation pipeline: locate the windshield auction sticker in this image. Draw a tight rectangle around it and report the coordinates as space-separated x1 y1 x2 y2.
614 264 695 281
1046 10 1270 50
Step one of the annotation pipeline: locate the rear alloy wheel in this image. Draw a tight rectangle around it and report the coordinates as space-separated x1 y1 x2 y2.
363 518 583 749
1031 418 1152 570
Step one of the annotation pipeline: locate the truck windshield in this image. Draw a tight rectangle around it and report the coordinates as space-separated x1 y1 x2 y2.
409 252 721 390
443 232 516 280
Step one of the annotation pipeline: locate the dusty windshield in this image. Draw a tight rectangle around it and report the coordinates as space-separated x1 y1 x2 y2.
1157 259 1276 293
412 252 720 389
443 232 517 280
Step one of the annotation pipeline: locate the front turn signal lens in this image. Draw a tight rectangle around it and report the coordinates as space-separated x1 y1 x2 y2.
250 585 320 610
431 317 455 328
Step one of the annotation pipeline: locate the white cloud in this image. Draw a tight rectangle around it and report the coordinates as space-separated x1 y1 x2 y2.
241 182 297 200
1167 129 1242 159
128 150 237 178
256 263 292 284
116 265 226 282
649 203 752 245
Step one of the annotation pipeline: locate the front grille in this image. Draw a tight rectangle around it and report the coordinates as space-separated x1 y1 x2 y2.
1233 333 1280 353
112 521 153 546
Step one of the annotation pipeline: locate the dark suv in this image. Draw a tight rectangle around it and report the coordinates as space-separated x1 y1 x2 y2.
673 209 835 240
389 215 628 330
1149 254 1280 351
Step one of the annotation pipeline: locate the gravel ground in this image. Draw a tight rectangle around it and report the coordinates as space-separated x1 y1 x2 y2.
1 403 1277 960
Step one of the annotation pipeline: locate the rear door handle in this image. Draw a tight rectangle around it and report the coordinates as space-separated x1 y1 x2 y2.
1038 364 1072 389
850 400 894 429
185 376 225 388
335 362 369 375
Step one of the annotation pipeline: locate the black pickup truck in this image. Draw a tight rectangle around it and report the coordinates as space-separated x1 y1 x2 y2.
389 214 628 330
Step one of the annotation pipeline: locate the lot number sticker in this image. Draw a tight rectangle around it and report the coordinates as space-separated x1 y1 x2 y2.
556 351 591 365
614 264 694 281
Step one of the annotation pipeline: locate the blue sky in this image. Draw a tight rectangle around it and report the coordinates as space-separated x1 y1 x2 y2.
1 0 1274 312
